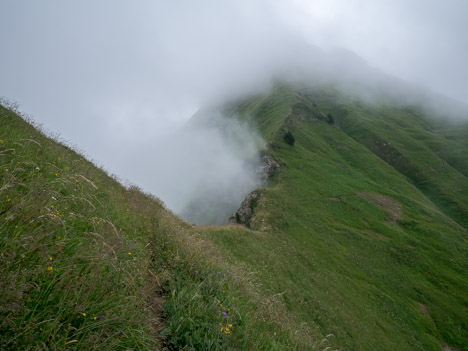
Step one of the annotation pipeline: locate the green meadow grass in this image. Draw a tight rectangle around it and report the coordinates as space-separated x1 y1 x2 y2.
0 105 162 349
199 85 468 350
2 81 467 351
0 104 330 350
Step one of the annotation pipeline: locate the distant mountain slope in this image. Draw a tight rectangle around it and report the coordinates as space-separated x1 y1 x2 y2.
199 84 468 350
328 98 468 228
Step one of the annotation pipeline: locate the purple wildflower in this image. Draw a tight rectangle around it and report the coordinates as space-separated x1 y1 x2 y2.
222 312 227 318
73 188 77 192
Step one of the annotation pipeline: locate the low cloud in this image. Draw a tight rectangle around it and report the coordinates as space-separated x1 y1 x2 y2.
1 0 467 222
131 108 265 224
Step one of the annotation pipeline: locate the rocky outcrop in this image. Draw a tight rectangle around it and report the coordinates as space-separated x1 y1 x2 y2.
256 153 279 183
229 190 259 227
290 102 325 122
229 153 278 226
370 139 415 177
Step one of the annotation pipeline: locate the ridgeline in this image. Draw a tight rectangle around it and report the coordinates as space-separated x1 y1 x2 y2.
1 81 467 350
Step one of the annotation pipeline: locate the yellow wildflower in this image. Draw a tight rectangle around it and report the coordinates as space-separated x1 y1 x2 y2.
49 256 53 261
224 328 230 334
220 327 224 332
93 316 97 320
47 266 53 271
54 173 58 177
82 313 86 317
128 252 132 256
228 324 232 328
5 169 8 172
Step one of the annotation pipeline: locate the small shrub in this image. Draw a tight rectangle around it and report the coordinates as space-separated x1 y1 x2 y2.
283 131 295 146
327 113 335 125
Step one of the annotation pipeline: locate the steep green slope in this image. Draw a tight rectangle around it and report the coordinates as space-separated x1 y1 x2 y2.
326 101 468 228
3 84 467 350
200 85 468 350
1 106 165 349
0 104 324 350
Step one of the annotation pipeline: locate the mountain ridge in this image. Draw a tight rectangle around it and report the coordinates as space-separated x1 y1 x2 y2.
1 79 467 350
198 82 468 350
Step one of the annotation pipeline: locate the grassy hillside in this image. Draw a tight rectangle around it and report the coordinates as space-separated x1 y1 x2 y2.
0 104 327 350
2 82 467 351
199 85 468 350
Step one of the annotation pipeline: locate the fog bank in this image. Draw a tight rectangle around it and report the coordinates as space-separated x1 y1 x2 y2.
1 0 468 222
132 109 265 224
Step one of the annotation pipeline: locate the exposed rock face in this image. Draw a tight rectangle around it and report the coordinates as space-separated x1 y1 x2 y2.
229 190 259 226
358 192 402 222
229 153 278 226
370 139 411 174
256 153 279 183
290 102 325 122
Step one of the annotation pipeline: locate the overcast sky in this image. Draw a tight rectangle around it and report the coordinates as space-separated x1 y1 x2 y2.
1 0 468 213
